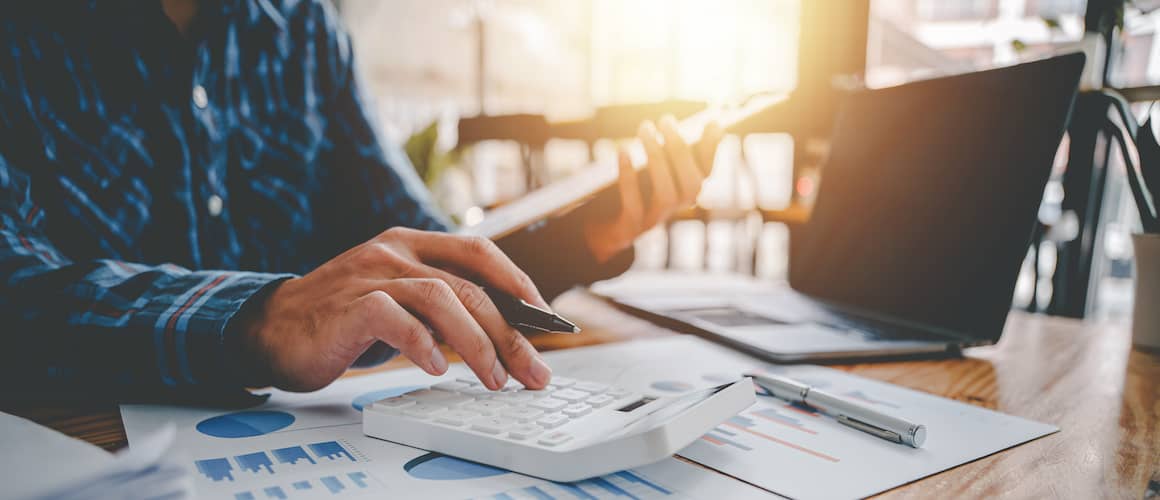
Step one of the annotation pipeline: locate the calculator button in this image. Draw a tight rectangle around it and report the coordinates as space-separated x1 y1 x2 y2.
522 389 554 399
462 400 509 415
549 377 576 388
585 394 615 408
500 407 544 423
531 398 568 411
435 410 481 426
553 389 590 402
470 416 517 434
491 392 535 403
508 424 544 440
574 381 608 393
456 376 482 385
460 385 496 397
404 389 458 402
432 381 471 392
501 380 525 391
372 396 416 412
536 413 569 429
607 387 632 398
562 403 592 418
538 431 573 447
403 404 447 419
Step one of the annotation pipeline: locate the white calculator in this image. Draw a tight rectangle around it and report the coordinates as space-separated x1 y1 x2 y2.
362 376 755 482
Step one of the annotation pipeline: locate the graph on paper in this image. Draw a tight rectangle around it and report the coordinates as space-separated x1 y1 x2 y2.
469 470 676 500
229 471 380 500
194 440 360 483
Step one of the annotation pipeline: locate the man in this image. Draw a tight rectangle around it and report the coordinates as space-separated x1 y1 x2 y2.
0 0 720 402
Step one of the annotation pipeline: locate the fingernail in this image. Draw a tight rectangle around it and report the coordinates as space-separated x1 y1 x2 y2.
491 359 508 389
530 356 553 388
429 346 448 374
660 114 678 129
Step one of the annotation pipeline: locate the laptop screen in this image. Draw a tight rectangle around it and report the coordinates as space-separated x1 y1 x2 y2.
789 54 1084 341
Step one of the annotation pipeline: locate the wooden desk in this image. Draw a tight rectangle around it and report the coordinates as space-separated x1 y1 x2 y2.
7 291 1159 498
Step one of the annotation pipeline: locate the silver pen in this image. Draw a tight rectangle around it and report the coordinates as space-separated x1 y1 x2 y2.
745 372 927 448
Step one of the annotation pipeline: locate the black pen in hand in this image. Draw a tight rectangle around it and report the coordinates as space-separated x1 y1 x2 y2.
483 287 581 333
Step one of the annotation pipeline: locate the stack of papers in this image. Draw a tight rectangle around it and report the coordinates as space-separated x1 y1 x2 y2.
0 411 190 500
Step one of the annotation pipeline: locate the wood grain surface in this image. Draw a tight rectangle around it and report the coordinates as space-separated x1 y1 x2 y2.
6 290 1158 498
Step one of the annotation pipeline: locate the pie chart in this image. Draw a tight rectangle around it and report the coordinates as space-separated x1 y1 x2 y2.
196 410 296 438
403 452 509 480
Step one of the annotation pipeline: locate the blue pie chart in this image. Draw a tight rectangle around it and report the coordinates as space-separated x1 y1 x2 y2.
403 452 509 480
351 385 425 411
196 410 296 438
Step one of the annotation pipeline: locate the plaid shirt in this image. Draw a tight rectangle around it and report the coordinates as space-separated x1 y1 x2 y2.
0 1 469 401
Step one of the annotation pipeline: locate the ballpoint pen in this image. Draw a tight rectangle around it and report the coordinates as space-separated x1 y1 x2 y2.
483 287 581 334
745 371 927 448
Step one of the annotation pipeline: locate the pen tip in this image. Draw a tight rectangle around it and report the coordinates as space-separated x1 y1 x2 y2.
572 326 581 333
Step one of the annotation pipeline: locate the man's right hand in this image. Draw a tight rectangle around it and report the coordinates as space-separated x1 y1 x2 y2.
231 227 554 393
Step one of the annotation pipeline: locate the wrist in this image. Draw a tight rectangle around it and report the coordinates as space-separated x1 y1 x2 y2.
225 278 291 388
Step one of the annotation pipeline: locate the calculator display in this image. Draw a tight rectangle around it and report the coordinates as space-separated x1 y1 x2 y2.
615 397 656 413
607 383 732 439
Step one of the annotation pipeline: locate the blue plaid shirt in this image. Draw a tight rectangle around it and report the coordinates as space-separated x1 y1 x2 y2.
0 1 486 401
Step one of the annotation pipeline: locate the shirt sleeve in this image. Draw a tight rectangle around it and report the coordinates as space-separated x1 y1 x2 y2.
0 157 293 403
316 4 451 244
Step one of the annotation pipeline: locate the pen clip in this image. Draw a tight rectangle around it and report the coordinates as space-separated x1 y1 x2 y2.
836 415 903 444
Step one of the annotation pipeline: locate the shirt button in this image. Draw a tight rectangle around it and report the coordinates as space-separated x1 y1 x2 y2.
192 85 209 109
207 195 223 217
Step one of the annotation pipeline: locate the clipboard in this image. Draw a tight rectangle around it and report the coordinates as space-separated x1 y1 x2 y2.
459 93 787 240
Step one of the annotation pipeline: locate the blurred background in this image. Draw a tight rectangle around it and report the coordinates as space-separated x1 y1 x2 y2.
333 0 1160 321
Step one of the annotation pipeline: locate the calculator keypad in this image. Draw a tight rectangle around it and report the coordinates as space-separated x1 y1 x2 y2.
374 376 638 449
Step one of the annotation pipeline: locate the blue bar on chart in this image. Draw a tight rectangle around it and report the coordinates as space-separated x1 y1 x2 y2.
235 452 276 474
704 429 753 451
263 486 287 499
320 475 346 494
292 481 312 491
614 471 672 495
484 470 675 499
272 446 316 465
347 472 369 488
309 441 356 462
196 457 235 482
727 415 756 428
234 493 255 500
194 441 361 483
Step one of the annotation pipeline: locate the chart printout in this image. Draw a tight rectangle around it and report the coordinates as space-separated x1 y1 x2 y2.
120 350 768 500
121 335 1055 499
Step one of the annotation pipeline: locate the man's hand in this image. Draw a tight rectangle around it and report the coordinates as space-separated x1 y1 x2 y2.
584 116 724 262
232 227 554 392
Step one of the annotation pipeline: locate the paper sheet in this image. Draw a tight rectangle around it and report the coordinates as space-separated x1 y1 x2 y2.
0 411 190 500
121 335 1055 499
540 336 1058 500
120 364 769 500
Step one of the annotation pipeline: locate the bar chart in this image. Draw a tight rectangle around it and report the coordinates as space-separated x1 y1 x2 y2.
229 471 380 500
470 470 676 500
194 440 361 483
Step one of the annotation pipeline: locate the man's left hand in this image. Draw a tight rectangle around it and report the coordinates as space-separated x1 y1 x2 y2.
584 116 723 262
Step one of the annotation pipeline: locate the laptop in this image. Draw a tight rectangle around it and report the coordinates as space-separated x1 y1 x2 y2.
592 53 1086 362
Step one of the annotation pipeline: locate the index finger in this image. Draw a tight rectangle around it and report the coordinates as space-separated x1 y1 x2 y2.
394 231 549 309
